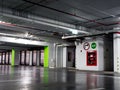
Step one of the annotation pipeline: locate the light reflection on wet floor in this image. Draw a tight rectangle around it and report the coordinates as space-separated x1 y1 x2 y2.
0 65 119 90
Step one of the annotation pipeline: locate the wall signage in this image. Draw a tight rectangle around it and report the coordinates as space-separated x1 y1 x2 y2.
91 42 97 49
83 42 90 50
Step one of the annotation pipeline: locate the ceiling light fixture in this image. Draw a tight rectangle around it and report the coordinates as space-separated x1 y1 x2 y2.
114 27 120 30
69 29 78 34
55 25 89 34
25 32 29 37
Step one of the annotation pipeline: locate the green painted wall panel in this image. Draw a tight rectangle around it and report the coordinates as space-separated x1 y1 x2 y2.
44 46 49 67
11 49 15 66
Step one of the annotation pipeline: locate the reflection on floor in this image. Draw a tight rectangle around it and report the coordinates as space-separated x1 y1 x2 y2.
0 65 119 90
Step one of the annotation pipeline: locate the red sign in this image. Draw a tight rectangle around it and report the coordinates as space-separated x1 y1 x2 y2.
86 50 97 66
83 42 90 50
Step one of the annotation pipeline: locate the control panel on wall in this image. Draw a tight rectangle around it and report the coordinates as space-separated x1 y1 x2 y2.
86 51 97 66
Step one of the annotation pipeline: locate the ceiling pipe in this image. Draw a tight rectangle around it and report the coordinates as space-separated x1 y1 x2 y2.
82 16 113 25
62 33 106 40
86 14 120 29
87 21 120 29
0 32 41 41
0 7 90 34
22 0 107 26
81 13 120 25
62 29 119 40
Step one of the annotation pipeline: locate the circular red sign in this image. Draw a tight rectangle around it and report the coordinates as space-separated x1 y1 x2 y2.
83 42 90 50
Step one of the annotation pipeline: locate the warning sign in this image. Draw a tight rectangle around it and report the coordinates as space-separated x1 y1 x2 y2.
83 42 90 50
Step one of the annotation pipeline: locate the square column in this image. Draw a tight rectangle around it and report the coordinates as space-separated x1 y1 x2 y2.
113 33 120 72
36 50 40 66
11 48 20 66
44 46 49 67
29 51 32 66
11 49 15 66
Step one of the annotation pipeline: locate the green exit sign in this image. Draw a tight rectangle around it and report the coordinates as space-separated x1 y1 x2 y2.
91 42 97 49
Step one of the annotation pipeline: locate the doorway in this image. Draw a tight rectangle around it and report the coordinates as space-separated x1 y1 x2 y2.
66 46 76 68
104 34 114 71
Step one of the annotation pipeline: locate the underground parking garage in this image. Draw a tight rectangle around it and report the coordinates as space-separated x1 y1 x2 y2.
0 0 120 90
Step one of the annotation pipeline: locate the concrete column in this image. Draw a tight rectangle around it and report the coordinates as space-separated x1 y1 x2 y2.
36 50 40 66
49 44 55 68
63 47 67 68
29 51 32 66
44 46 49 67
11 49 15 66
56 46 63 68
113 33 120 72
11 48 20 66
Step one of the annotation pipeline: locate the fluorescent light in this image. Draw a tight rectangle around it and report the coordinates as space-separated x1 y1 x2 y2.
25 32 29 37
114 27 120 30
69 29 78 34
0 20 11 24
57 25 89 34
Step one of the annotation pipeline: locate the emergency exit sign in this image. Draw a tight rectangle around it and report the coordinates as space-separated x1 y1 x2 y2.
91 42 97 49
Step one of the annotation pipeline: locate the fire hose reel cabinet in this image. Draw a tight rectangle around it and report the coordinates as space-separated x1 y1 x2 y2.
86 50 97 66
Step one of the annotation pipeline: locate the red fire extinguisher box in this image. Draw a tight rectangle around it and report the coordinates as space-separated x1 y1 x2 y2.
86 50 97 66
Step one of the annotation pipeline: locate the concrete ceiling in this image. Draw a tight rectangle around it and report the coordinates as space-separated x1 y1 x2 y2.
0 0 120 39
0 41 44 52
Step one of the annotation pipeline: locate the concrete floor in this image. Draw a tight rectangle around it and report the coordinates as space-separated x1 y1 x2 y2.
0 66 119 90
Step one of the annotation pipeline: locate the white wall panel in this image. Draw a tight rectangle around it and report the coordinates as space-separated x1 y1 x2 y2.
76 38 104 71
